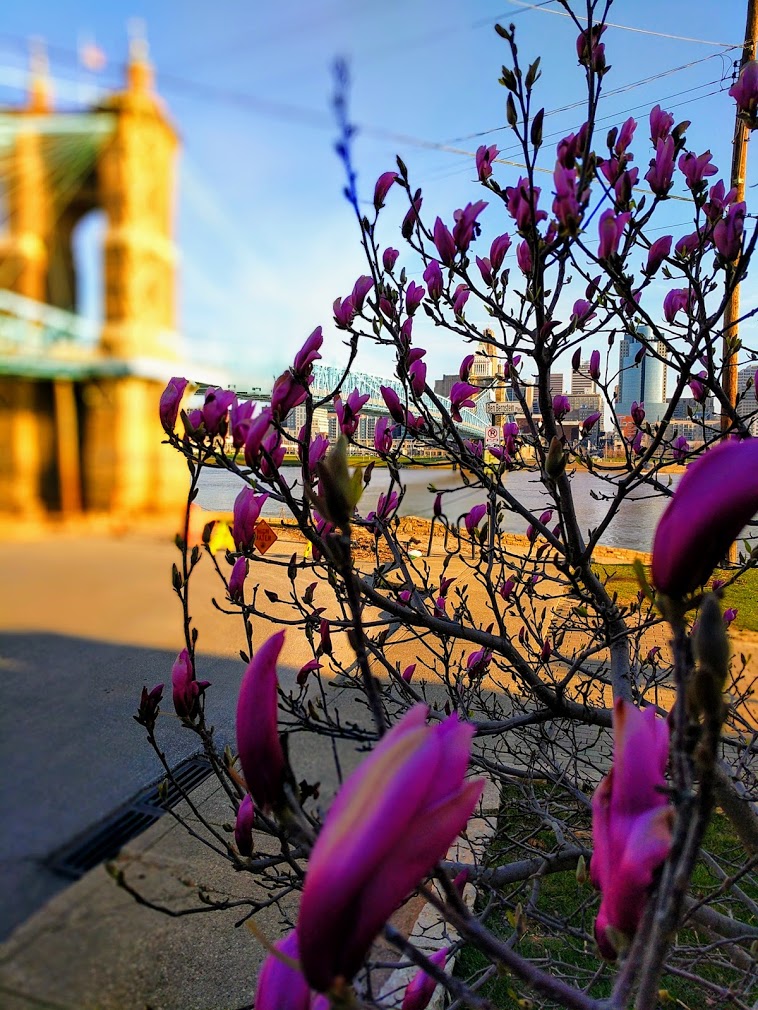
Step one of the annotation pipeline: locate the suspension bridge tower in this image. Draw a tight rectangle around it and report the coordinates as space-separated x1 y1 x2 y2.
0 37 186 520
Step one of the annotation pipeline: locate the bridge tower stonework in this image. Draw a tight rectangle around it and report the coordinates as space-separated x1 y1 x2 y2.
0 40 187 521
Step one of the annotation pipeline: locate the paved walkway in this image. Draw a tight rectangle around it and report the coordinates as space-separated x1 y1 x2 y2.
1 522 755 1009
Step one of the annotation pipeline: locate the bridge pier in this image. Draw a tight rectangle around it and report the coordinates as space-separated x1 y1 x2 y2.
82 375 187 518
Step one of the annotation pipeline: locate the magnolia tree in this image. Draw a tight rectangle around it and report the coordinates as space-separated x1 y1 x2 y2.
134 3 758 1008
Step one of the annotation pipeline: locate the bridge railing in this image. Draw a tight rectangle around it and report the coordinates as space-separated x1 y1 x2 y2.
310 363 490 436
0 289 99 355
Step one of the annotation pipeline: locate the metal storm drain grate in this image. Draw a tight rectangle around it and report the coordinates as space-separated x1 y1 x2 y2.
46 756 213 879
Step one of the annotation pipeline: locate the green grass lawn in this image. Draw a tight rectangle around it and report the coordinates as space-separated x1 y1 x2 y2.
455 786 757 1009
594 564 758 633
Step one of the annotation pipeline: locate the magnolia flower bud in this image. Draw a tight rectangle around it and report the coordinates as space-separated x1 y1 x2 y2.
545 436 566 478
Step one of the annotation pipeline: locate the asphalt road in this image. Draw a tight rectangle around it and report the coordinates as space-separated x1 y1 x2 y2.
0 527 320 940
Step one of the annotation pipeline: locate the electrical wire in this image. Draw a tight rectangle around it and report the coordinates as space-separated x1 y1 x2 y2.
504 0 744 49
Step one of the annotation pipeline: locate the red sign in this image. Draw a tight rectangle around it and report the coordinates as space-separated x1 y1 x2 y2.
254 519 278 555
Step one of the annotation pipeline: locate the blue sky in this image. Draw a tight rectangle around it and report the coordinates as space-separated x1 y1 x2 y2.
0 1 755 389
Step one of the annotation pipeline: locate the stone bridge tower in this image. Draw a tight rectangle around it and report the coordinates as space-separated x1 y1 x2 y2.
0 39 187 520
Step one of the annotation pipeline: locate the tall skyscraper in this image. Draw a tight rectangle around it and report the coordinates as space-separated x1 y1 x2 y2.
615 325 667 420
571 363 596 396
737 364 758 435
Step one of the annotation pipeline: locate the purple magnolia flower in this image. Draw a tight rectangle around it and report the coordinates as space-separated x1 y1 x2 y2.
229 556 248 603
576 24 607 74
571 298 596 328
729 59 758 123
672 435 690 462
171 648 209 720
553 394 571 418
351 275 374 312
401 947 449 1010
713 201 746 261
645 137 676 197
652 439 758 597
381 385 405 424
589 349 601 381
401 192 423 239
449 381 479 422
234 794 255 856
202 387 236 435
476 255 493 287
423 259 443 301
432 217 456 266
615 116 637 156
663 287 692 324
631 401 645 426
373 170 398 210
723 607 738 627
299 431 329 474
516 240 533 275
592 700 672 960
135 683 163 731
335 389 370 437
614 167 638 208
374 416 393 454
233 487 269 552
244 408 274 467
597 209 630 260
333 295 355 329
476 143 499 182
271 371 309 420
505 177 547 233
406 281 426 315
556 123 588 167
297 659 321 687
583 411 602 433
688 371 707 403
296 705 484 991
674 231 700 259
704 180 736 223
255 931 313 1010
408 350 427 396
452 284 469 317
401 663 416 683
457 353 475 382
230 399 255 450
553 164 588 235
383 247 400 272
649 104 674 145
236 629 286 812
159 376 189 434
184 407 204 435
464 503 487 533
499 577 515 600
293 327 323 375
262 429 285 478
490 232 511 271
452 200 487 252
644 235 672 276
366 490 399 524
679 150 718 191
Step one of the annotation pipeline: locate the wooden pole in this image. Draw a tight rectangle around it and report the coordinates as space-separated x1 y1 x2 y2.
53 378 82 514
721 0 758 434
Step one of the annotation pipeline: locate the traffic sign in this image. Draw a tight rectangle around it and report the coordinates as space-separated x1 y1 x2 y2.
254 519 278 555
485 425 500 447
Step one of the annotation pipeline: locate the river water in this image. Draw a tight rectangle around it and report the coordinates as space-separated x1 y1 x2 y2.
195 465 688 553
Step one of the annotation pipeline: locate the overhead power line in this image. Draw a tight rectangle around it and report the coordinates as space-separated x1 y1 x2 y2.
504 0 744 48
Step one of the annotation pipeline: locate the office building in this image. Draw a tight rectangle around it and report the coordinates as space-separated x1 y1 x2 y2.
615 325 667 422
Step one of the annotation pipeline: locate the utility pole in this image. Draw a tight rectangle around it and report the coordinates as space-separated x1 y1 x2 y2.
721 0 758 434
